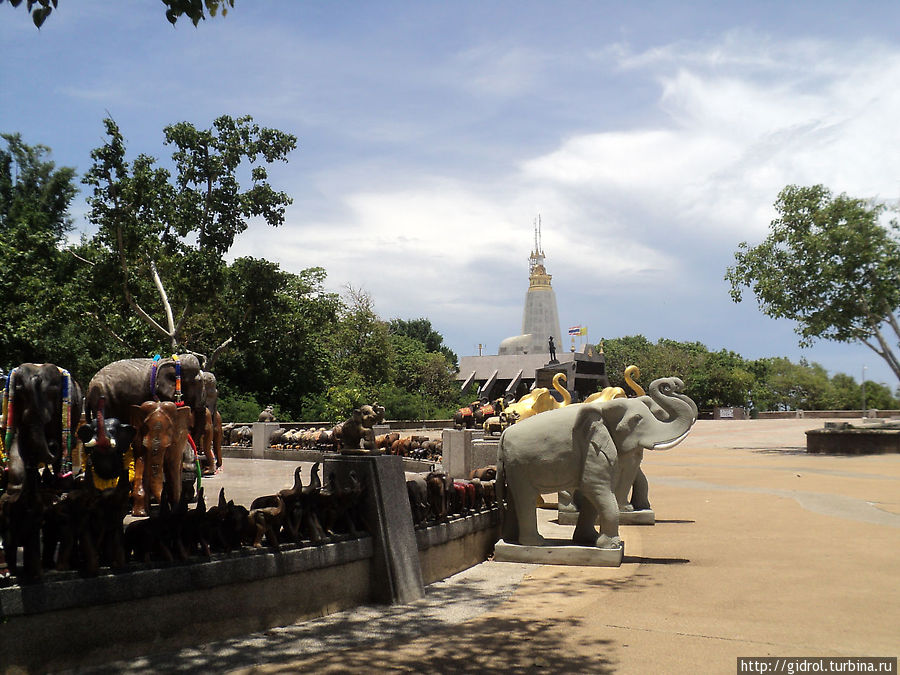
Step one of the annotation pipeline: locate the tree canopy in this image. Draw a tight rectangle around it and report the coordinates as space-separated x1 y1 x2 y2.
726 184 900 382
0 133 78 367
599 335 898 413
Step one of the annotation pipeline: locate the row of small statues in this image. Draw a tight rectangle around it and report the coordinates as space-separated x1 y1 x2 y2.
0 462 366 584
406 465 497 528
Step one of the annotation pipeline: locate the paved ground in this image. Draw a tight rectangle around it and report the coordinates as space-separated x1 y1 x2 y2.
78 419 899 674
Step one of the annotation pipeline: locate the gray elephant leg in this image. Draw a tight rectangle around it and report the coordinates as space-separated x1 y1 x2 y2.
572 490 599 545
500 489 519 543
505 466 543 546
578 485 621 549
579 438 622 549
630 468 651 510
614 449 643 511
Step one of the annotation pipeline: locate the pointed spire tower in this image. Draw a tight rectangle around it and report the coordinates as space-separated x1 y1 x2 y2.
498 216 563 356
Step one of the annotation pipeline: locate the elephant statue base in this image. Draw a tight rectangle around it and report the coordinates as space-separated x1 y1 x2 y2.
493 537 624 567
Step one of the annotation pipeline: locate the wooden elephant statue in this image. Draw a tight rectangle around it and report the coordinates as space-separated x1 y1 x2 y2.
1 363 83 499
131 401 193 516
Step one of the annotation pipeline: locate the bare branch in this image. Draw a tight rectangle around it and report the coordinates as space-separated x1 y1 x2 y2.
867 325 900 380
887 311 900 344
206 336 234 372
68 250 95 266
150 260 177 337
174 303 191 335
128 299 172 341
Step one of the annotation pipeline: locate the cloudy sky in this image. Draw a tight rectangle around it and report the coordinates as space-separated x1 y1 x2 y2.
3 2 900 388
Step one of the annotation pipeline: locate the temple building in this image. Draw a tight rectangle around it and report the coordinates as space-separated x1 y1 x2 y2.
457 221 608 402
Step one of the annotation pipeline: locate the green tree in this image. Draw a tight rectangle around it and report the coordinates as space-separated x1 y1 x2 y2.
332 286 394 387
0 133 79 369
863 381 900 410
727 184 900 382
389 317 458 366
79 115 296 358
214 262 340 419
0 0 234 28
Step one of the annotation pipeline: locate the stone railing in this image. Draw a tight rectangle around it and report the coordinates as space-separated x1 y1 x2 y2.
0 454 500 673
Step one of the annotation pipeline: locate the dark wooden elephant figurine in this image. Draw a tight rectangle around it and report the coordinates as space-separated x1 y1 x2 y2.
131 401 193 516
1 363 83 499
76 405 136 491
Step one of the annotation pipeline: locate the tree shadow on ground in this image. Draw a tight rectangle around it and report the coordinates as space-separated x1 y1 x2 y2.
72 562 621 674
252 615 617 674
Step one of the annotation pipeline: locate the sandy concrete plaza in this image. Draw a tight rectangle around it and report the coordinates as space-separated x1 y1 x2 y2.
82 419 899 674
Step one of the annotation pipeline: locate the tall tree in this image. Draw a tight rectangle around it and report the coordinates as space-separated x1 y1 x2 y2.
727 184 900 382
80 115 296 360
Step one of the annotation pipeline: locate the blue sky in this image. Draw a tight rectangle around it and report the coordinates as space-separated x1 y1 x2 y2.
3 2 900 389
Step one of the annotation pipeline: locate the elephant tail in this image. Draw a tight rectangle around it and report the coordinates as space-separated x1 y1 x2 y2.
495 458 505 508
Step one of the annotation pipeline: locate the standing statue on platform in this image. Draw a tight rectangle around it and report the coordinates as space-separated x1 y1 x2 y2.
548 336 557 363
338 403 386 453
257 405 277 423
497 377 697 549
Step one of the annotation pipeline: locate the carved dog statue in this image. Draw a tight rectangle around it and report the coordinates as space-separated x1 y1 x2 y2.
338 403 385 452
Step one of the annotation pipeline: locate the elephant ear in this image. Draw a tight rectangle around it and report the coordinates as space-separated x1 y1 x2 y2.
573 407 618 463
130 403 154 428
174 405 193 432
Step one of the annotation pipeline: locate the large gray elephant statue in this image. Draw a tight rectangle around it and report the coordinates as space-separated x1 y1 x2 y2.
497 377 697 549
85 355 205 515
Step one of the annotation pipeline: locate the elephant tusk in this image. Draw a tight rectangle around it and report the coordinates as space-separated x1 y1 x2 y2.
85 438 97 448
651 427 692 451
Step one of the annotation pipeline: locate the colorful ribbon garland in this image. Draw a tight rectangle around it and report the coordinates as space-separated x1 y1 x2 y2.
0 366 73 476
1 367 17 462
172 353 183 403
149 354 161 401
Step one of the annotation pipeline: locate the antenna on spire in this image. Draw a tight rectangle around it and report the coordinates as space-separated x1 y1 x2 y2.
533 214 543 255
529 215 546 274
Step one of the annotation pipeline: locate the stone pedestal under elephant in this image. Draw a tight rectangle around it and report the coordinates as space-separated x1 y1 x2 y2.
497 377 697 549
